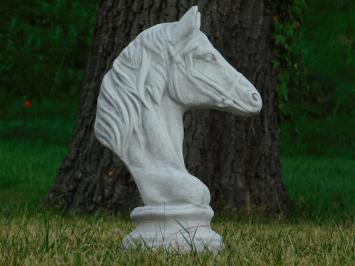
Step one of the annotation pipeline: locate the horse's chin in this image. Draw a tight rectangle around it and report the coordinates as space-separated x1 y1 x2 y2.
228 108 262 117
232 101 263 115
218 100 262 117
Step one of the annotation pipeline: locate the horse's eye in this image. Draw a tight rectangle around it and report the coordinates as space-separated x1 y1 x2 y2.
204 53 215 62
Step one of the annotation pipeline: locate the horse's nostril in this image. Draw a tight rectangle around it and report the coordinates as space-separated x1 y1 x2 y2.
251 92 260 102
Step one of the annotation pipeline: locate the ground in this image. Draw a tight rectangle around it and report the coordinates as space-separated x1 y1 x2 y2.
1 212 354 265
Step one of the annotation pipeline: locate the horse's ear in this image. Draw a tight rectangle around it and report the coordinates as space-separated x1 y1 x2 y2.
171 6 201 44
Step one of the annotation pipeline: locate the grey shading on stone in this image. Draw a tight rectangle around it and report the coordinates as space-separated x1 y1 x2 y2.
94 6 262 252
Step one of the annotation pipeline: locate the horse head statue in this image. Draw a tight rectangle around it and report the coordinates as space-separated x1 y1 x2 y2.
95 6 262 251
167 7 262 115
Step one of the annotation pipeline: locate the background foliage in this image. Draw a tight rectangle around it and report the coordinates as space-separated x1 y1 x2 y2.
270 0 355 157
0 0 97 104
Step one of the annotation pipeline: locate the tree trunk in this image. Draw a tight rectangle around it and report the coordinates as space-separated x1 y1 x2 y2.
47 0 291 213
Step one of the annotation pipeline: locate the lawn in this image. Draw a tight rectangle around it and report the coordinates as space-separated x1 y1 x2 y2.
0 99 76 212
0 100 354 264
1 212 354 265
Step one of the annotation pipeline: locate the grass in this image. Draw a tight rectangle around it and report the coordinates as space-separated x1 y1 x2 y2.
282 157 355 221
0 99 76 212
0 99 354 264
0 212 354 265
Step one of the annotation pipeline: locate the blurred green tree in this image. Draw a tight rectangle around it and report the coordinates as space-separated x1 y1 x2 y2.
0 0 97 105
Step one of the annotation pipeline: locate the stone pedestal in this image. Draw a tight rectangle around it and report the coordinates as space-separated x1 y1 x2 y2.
123 204 223 252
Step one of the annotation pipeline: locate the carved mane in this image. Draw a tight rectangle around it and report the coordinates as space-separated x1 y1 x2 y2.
94 24 170 158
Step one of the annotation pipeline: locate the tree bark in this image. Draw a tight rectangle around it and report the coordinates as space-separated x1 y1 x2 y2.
47 0 291 213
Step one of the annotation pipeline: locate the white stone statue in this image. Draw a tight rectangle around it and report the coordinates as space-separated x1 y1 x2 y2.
94 6 262 252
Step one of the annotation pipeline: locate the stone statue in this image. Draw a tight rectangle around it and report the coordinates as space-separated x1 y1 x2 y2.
94 6 262 252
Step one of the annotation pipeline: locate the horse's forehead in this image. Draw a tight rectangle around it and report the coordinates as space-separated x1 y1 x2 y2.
184 32 214 52
197 36 214 50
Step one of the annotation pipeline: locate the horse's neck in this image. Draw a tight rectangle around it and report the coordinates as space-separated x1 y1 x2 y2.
124 95 186 172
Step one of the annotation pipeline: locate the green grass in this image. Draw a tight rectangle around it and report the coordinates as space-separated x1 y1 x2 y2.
282 157 355 221
1 212 354 265
0 99 76 212
0 141 66 211
0 212 355 265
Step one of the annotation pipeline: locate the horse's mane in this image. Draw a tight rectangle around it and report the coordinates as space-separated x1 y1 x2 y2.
94 24 170 158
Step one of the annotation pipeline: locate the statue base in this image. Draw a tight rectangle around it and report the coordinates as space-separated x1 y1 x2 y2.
122 204 223 252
